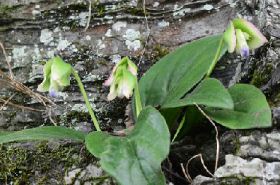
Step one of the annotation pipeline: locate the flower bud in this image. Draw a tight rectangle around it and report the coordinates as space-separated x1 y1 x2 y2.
104 57 138 101
37 56 72 97
223 18 268 58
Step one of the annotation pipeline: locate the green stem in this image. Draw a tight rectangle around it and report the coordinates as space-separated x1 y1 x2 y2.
134 81 143 117
206 37 224 77
72 69 101 131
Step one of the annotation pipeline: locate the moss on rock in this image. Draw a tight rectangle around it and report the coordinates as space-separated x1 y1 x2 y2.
250 63 273 87
0 142 93 184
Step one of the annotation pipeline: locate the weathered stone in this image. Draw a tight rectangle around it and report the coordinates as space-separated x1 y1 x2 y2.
192 155 280 185
1 0 280 184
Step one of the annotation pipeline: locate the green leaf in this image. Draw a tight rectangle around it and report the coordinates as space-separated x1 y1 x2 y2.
205 84 272 129
162 78 234 109
0 126 86 144
85 107 170 185
139 35 227 107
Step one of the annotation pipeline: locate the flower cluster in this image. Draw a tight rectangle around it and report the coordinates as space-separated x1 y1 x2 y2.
223 18 267 57
37 56 72 97
104 57 138 101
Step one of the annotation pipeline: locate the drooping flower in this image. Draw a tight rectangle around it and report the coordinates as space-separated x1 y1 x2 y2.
37 56 72 97
223 18 268 58
104 57 137 101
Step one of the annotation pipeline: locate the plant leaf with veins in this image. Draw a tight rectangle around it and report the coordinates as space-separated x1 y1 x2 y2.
85 107 170 185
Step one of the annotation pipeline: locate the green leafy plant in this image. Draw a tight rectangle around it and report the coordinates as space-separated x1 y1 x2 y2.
0 18 272 185
86 107 169 185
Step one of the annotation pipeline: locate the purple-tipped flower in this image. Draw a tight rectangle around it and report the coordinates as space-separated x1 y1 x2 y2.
49 89 58 97
236 29 250 57
104 57 137 101
223 18 268 58
37 56 72 97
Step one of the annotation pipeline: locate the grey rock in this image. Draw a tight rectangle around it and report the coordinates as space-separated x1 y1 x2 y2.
237 131 280 161
65 164 112 185
1 0 280 184
192 155 280 185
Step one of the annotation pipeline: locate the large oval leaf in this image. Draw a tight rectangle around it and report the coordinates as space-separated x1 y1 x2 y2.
0 126 86 144
205 84 272 129
85 107 170 185
139 35 227 107
162 78 234 109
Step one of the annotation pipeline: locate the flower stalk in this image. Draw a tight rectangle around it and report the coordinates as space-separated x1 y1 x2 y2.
38 56 101 131
72 69 101 131
134 81 142 117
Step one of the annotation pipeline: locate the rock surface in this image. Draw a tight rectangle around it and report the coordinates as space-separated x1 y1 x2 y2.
0 0 280 184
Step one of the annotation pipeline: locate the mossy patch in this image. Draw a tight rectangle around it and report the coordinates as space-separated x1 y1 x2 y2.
0 5 17 17
234 137 241 155
250 63 273 87
220 176 257 185
147 44 170 62
0 142 92 184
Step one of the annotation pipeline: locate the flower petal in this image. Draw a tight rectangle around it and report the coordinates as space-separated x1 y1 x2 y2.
104 65 118 86
233 18 267 49
37 60 53 92
49 89 58 97
105 57 138 101
223 21 236 53
51 56 72 87
107 82 118 101
117 70 136 99
108 91 117 101
236 29 250 58
126 58 138 76
104 74 114 86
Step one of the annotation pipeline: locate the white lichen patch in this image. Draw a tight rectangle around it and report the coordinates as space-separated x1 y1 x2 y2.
105 29 113 37
111 54 121 64
105 4 117 11
71 104 89 112
71 102 98 113
173 4 192 17
158 20 170 28
78 12 88 27
32 44 42 61
153 2 160 7
12 46 27 60
104 15 114 20
128 0 138 6
54 27 61 33
85 35 91 41
203 4 214 11
82 73 102 82
57 39 71 51
64 168 82 185
97 39 106 50
123 29 140 41
12 46 29 67
125 40 141 51
47 50 55 58
32 9 41 16
123 29 141 51
112 21 127 32
40 29 54 45
71 45 78 53
32 4 41 16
